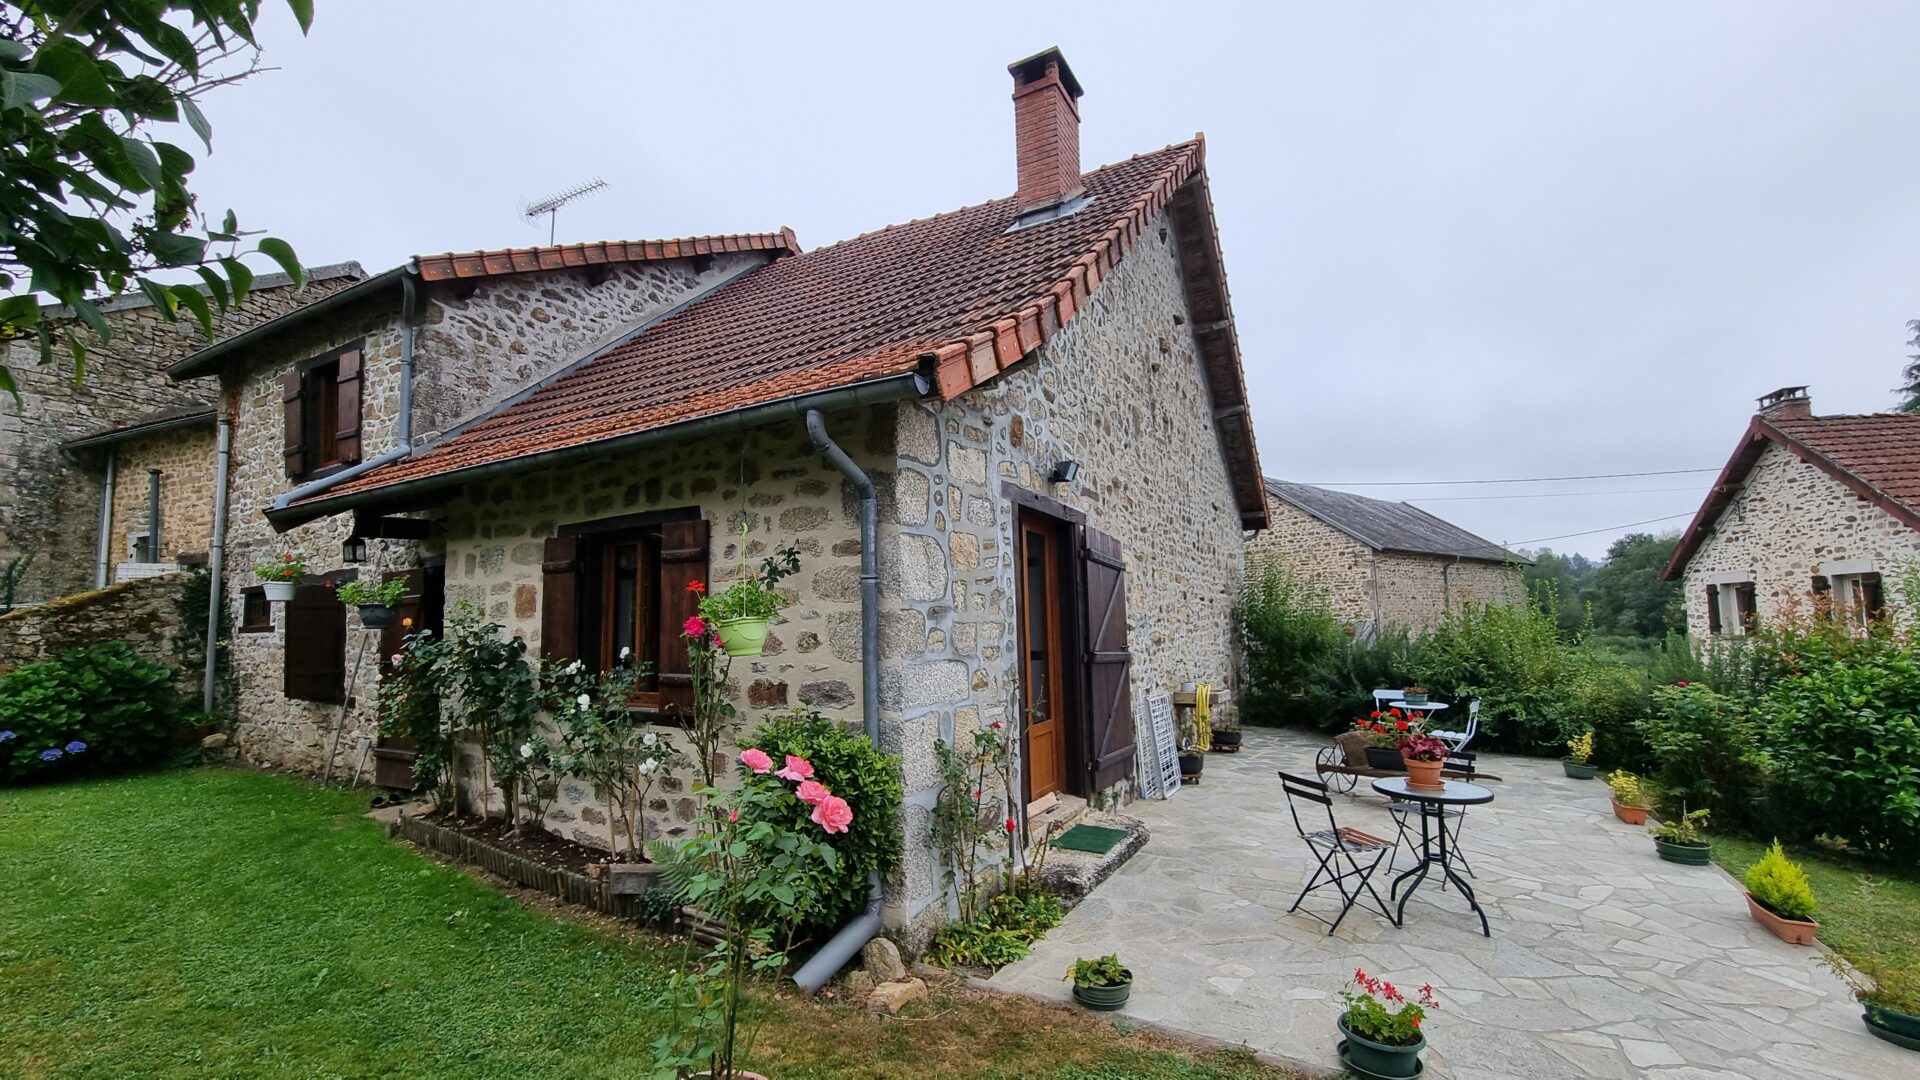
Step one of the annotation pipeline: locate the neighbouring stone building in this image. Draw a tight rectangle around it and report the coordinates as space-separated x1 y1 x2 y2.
188 49 1266 950
1251 479 1523 631
1664 386 1920 635
0 267 362 604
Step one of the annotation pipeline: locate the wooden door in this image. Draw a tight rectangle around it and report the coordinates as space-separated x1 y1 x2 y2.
1018 513 1069 804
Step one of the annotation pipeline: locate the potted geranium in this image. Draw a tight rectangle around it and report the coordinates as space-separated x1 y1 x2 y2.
698 539 801 657
1337 967 1437 1078
1562 730 1598 779
254 552 306 602
335 576 407 629
1606 770 1651 825
1649 806 1712 865
1353 712 1417 772
1398 732 1448 789
1066 953 1132 1011
1743 840 1819 945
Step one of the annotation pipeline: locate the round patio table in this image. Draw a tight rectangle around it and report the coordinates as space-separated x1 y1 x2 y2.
1370 775 1495 937
1386 699 1448 723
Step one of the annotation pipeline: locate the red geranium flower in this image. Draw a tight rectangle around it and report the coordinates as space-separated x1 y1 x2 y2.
687 579 706 594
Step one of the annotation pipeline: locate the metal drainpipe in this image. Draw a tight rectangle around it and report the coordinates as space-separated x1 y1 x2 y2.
792 406 883 994
203 416 233 712
146 469 162 563
94 446 116 587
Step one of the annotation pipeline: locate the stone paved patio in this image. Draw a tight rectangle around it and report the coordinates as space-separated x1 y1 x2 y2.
990 728 1909 1078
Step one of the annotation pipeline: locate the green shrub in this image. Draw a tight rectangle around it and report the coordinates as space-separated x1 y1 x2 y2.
1562 660 1654 770
750 703 903 930
1236 559 1347 727
1409 596 1581 753
1743 840 1817 920
0 641 181 784
1639 682 1765 826
1607 770 1650 807
924 891 1063 970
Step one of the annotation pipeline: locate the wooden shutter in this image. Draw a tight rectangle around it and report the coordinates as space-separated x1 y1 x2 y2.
1734 583 1758 634
1704 586 1722 634
282 370 306 478
334 349 363 465
1860 572 1886 620
1078 525 1135 791
1811 575 1831 616
656 518 711 719
284 582 346 703
541 536 583 664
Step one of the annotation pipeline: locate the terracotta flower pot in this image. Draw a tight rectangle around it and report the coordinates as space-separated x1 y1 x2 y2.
1745 892 1819 945
1403 758 1445 789
1611 799 1649 825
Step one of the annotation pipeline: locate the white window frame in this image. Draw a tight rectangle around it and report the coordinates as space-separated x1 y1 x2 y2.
1703 571 1754 637
1820 559 1878 630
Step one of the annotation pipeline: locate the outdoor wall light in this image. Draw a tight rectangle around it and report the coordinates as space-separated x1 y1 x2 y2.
341 536 368 564
1049 460 1080 484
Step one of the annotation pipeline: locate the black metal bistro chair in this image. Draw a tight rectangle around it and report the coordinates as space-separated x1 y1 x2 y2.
1386 749 1478 882
1278 770 1400 934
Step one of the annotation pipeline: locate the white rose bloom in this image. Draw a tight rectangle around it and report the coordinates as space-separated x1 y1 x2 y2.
576 693 592 710
565 659 583 674
619 646 631 660
519 743 533 759
642 732 658 747
638 758 659 775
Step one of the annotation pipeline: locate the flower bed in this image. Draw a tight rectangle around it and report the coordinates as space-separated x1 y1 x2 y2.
390 813 626 916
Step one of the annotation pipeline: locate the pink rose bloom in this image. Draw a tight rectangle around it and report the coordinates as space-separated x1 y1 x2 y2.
739 748 773 774
810 794 854 835
775 754 815 782
683 615 708 638
795 779 831 806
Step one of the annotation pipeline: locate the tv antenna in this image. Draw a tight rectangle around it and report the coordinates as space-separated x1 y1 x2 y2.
523 178 609 244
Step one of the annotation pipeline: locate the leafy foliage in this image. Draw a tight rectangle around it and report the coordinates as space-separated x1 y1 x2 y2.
1606 770 1649 808
541 655 682 856
931 718 1018 923
1520 533 1685 638
333 577 405 607
0 640 179 783
1340 969 1435 1047
925 891 1064 970
1235 558 1347 726
1067 953 1130 988
1744 839 1817 921
0 1 311 398
750 703 902 930
1650 806 1711 846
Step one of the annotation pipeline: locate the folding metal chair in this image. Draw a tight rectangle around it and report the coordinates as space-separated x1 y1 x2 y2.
1430 699 1480 753
1387 749 1477 881
1371 688 1403 714
1278 770 1400 934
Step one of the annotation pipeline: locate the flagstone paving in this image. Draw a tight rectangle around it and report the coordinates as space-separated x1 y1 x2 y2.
989 728 1910 1078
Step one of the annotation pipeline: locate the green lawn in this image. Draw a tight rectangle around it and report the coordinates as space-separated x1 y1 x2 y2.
1711 833 1920 1006
0 768 1295 1080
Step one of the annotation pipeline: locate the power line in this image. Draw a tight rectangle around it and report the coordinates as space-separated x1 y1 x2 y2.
1301 467 1719 487
1508 511 1698 547
1406 486 1705 503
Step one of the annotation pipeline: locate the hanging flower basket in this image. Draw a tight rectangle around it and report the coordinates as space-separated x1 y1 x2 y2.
715 616 770 657
262 580 297 603
357 604 398 630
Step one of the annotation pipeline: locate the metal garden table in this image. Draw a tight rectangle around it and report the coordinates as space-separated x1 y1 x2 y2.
1370 775 1495 936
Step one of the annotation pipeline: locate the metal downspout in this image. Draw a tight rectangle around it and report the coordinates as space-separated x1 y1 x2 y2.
792 406 883 994
203 416 232 712
93 446 116 587
268 271 420 512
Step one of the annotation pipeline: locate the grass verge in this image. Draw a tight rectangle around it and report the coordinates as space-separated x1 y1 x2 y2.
0 767 1300 1079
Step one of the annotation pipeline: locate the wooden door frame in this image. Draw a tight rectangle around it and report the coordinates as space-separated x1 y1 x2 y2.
1013 501 1089 804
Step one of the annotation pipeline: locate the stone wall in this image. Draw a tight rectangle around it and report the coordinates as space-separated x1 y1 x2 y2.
107 422 219 571
1248 497 1378 622
0 572 188 687
871 207 1251 946
0 272 360 605
1373 552 1521 630
1680 442 1920 635
218 253 773 775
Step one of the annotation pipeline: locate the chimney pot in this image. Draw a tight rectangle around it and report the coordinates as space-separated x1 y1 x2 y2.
1009 47 1085 215
1757 385 1813 420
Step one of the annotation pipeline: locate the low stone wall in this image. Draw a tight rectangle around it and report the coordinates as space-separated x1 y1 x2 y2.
0 571 188 684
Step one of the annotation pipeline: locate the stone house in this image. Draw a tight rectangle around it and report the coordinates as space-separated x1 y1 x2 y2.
0 266 362 606
162 49 1264 949
1250 479 1523 631
1663 386 1920 635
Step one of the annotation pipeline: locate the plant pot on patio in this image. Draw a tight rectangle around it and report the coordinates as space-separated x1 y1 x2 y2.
1744 892 1819 945
1363 746 1406 772
1653 838 1713 865
1178 751 1205 783
1864 1003 1920 1052
1562 759 1598 779
1403 758 1445 789
1611 799 1649 825
1337 1015 1426 1078
1210 729 1242 753
1072 978 1131 1011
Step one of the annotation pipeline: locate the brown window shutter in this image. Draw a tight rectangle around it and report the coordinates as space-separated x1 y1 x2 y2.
334 349 363 465
282 370 306 478
1705 586 1722 634
1078 525 1136 791
541 536 582 664
284 582 346 703
1860 572 1886 620
1734 583 1758 634
656 518 711 720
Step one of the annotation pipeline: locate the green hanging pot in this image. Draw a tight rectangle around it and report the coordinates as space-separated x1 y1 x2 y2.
715 617 770 657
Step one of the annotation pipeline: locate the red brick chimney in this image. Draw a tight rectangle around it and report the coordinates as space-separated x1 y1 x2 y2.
1009 47 1085 214
1756 385 1813 421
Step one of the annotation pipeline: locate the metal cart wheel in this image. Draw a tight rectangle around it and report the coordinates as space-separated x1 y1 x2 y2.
1316 744 1358 793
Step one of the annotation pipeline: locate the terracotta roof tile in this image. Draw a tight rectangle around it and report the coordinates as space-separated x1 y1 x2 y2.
314 142 1220 507
412 230 801 283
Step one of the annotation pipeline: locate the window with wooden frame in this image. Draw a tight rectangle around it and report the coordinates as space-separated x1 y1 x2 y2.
1813 568 1884 630
542 513 708 716
282 341 363 480
239 586 272 633
1704 580 1757 636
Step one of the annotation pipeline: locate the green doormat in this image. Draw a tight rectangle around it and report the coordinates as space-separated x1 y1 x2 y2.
1053 824 1129 855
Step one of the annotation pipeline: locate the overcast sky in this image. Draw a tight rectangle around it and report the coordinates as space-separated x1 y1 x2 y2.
186 2 1920 558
